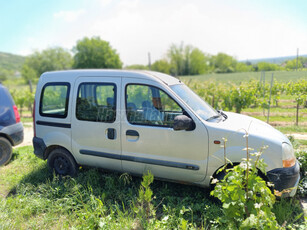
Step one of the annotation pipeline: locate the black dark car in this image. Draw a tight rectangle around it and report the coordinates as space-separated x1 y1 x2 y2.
0 83 24 166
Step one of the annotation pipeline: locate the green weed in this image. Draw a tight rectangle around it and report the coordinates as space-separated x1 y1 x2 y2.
0 145 305 229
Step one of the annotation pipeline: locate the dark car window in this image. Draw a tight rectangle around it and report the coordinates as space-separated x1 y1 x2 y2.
76 83 116 123
40 83 70 118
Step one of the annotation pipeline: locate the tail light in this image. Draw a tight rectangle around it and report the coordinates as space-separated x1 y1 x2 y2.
33 100 36 137
13 105 21 123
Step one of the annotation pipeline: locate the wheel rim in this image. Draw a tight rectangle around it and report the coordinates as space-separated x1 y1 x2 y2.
54 156 70 175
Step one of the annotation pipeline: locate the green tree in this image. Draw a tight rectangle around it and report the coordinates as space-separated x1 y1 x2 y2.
125 64 148 70
211 53 237 73
167 42 185 76
257 62 280 71
21 47 73 81
151 59 171 74
285 58 303 70
167 42 209 76
0 68 12 81
190 48 210 75
73 36 122 69
235 62 253 72
21 65 36 82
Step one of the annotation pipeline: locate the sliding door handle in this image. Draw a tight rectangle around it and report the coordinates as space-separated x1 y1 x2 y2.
126 130 139 137
107 128 116 140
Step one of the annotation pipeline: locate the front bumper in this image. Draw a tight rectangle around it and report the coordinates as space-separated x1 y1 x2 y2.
267 160 300 197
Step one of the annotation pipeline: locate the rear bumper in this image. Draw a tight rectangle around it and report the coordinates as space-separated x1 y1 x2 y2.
32 137 46 159
0 122 24 146
267 160 300 197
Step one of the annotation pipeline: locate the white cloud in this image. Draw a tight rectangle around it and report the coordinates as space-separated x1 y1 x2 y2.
16 0 307 65
96 0 112 7
53 9 85 22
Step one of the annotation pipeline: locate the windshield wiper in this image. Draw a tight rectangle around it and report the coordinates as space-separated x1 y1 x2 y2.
206 114 221 121
218 110 228 119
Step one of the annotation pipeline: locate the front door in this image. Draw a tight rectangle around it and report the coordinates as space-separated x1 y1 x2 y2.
121 78 209 182
71 76 122 171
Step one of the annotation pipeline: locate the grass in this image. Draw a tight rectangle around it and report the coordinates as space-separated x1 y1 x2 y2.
276 126 307 134
21 116 33 124
251 115 307 123
0 147 221 229
0 146 305 229
180 70 307 83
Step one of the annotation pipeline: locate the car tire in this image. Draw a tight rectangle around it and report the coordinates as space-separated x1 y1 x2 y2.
47 148 78 177
0 137 13 166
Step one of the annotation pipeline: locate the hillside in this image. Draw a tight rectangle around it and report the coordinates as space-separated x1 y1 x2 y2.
243 54 307 65
0 51 25 72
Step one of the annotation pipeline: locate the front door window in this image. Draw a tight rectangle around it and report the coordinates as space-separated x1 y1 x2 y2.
126 84 183 127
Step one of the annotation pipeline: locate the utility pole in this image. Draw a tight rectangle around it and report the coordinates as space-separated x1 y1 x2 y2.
148 52 151 70
267 73 274 124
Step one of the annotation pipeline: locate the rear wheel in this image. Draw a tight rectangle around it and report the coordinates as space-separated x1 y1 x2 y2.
47 148 78 177
0 137 12 166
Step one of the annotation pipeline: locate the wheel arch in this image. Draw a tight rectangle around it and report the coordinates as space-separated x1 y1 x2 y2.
44 145 76 164
211 162 269 182
0 133 13 146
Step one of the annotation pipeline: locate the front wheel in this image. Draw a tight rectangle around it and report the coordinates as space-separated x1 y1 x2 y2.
47 148 78 177
0 137 13 166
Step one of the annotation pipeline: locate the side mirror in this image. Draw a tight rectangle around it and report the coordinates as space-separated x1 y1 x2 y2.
173 115 195 131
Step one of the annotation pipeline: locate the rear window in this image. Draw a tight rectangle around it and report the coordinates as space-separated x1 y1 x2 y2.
40 83 70 118
76 83 116 123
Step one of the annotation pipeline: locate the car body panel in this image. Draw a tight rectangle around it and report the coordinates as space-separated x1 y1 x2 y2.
0 83 24 146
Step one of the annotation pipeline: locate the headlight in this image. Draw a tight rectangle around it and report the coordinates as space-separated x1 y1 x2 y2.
282 142 296 168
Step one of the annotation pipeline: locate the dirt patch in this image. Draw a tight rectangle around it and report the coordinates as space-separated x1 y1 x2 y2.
242 111 307 117
278 99 296 103
270 121 307 126
286 133 307 140
16 123 33 148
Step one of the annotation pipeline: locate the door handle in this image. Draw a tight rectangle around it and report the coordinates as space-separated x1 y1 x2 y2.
107 128 116 140
126 130 139 137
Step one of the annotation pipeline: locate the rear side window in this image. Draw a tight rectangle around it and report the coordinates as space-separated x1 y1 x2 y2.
76 83 116 123
40 83 70 118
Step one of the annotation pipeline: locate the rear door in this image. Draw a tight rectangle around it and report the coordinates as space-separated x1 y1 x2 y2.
71 76 122 170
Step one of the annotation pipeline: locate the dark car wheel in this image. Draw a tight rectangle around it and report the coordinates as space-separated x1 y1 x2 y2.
47 148 78 177
0 137 13 166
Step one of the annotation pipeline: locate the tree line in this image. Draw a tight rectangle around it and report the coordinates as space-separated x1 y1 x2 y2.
20 37 307 82
131 43 307 76
21 37 122 82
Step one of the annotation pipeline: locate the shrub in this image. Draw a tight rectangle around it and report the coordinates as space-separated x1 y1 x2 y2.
211 132 280 229
296 150 307 197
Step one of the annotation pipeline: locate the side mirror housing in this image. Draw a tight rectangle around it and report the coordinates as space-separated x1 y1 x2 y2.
173 115 195 131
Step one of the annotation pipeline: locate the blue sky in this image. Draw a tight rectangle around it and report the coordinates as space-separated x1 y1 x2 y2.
1 0 307 65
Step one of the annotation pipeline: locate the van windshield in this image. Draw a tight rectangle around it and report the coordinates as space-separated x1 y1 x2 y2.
170 84 220 121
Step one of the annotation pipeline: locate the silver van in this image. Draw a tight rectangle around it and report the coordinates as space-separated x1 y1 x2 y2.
33 70 300 197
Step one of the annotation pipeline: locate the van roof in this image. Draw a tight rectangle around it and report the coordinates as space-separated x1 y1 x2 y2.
41 69 181 86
